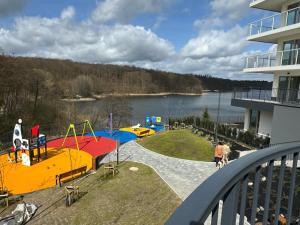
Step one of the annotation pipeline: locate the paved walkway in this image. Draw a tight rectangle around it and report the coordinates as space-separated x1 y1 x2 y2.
103 141 217 200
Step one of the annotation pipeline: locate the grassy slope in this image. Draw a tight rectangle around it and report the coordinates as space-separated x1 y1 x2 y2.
4 162 181 225
137 129 214 161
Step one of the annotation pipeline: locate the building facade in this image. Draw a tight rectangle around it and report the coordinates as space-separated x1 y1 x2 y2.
232 0 300 145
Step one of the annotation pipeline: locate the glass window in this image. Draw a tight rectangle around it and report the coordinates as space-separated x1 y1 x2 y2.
282 39 300 65
287 3 300 26
278 76 289 102
289 77 300 102
249 109 260 133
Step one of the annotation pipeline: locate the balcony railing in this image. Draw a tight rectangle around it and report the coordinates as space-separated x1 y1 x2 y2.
165 142 300 225
245 48 300 69
249 6 300 36
233 88 300 105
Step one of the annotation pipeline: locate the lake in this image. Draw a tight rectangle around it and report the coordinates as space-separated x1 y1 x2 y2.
76 92 245 124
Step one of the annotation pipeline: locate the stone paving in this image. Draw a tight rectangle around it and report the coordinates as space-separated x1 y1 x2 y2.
103 141 217 200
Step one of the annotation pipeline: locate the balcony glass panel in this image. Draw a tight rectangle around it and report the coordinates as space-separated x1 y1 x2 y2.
233 88 300 106
245 48 300 69
249 6 300 36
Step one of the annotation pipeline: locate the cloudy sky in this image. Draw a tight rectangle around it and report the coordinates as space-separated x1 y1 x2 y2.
0 0 273 80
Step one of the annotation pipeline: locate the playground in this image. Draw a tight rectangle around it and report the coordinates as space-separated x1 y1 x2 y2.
0 115 165 196
0 120 117 195
0 147 92 195
1 162 181 225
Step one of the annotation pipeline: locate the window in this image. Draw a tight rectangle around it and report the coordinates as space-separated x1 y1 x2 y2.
282 39 300 65
287 3 300 26
277 76 300 102
249 109 260 133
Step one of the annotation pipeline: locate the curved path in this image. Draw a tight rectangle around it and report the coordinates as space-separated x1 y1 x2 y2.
103 141 217 200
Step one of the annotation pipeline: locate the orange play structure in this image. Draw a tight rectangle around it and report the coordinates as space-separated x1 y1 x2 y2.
1 120 117 195
0 147 92 195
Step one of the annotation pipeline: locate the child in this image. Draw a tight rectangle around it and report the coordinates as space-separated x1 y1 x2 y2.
214 142 223 167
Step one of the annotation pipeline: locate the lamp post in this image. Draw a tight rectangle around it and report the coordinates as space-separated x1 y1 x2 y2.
214 91 221 142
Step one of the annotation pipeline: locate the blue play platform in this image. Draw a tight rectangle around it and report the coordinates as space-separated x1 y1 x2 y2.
86 130 137 144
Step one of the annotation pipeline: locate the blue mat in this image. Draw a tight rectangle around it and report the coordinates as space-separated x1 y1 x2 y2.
144 125 165 132
86 130 137 144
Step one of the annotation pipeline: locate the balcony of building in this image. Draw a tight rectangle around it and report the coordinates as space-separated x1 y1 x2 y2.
244 48 300 73
248 6 300 43
165 142 300 224
250 0 285 12
231 88 300 110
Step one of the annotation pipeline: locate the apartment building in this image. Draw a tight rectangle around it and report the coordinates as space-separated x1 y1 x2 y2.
232 0 300 145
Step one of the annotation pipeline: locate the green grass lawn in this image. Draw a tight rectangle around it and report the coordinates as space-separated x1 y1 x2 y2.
137 129 214 161
7 162 181 225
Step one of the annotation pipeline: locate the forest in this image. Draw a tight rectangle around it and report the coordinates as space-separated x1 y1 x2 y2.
0 55 271 141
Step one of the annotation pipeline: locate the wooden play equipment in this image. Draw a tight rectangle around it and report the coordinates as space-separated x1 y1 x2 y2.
64 186 79 207
104 163 119 177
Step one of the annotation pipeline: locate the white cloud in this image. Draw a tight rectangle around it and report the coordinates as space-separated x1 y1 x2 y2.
0 7 174 63
193 17 223 30
0 1 270 81
0 0 29 17
210 0 249 21
181 25 248 59
91 0 173 23
152 16 166 30
60 6 75 20
195 0 249 30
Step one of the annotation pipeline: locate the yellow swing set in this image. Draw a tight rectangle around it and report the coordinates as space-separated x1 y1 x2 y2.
61 120 98 151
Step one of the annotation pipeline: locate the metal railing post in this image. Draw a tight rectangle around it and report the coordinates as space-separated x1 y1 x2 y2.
272 16 275 30
260 19 263 33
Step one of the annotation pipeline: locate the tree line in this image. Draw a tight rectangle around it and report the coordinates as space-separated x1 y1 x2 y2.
0 55 271 140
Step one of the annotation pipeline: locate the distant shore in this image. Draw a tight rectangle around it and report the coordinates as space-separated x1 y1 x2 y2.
61 92 204 102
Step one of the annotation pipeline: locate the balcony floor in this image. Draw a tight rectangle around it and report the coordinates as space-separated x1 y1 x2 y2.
250 0 284 12
244 64 300 73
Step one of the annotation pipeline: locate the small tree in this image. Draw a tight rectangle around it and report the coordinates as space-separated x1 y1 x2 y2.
225 127 232 138
202 108 210 121
232 128 237 139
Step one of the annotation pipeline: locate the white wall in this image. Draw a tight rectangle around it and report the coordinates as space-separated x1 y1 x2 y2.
258 111 273 136
244 109 250 131
271 105 300 144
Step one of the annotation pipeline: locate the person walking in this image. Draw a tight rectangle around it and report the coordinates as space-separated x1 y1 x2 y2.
214 142 224 167
222 143 231 165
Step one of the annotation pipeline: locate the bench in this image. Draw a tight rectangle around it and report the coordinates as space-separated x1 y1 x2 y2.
56 165 87 187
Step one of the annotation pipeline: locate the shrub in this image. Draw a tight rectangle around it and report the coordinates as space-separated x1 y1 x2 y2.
232 128 237 139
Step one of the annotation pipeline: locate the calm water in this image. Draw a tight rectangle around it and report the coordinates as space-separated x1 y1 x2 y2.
77 92 245 124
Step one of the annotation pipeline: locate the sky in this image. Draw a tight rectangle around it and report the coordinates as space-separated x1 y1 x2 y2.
0 0 274 80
